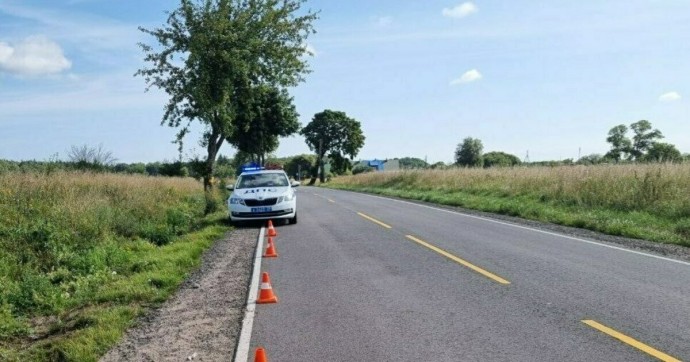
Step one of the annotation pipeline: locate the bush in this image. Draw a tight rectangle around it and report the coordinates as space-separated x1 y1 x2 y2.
674 219 690 241
166 207 195 235
204 190 225 215
141 224 175 246
0 303 29 339
352 164 372 175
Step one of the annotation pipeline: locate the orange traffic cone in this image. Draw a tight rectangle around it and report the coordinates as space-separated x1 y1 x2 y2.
267 220 277 237
263 237 278 258
257 272 278 304
254 347 268 362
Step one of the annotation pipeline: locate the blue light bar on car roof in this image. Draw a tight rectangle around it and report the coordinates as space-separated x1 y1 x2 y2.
241 163 264 173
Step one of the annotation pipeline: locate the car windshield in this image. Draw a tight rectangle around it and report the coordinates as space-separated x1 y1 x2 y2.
236 173 289 189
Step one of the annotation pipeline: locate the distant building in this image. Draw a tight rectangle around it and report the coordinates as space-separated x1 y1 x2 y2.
355 159 400 172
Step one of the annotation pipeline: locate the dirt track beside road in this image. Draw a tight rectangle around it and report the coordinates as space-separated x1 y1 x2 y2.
101 228 258 362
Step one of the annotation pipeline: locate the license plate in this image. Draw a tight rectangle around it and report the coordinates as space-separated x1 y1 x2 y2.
251 207 272 213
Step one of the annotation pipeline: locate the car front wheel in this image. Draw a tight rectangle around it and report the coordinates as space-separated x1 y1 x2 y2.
289 213 297 225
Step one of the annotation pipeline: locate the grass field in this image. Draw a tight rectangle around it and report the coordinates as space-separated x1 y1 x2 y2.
0 172 230 361
326 164 690 246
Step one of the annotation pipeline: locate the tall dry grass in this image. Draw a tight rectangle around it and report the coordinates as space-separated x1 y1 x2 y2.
329 164 690 244
0 171 228 360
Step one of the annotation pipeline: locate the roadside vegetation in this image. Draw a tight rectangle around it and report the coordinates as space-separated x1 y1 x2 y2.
0 171 229 361
326 164 690 246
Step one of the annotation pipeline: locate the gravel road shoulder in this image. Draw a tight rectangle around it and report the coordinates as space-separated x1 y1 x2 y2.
101 227 258 362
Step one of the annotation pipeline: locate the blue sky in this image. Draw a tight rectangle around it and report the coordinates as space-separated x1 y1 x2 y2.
1 0 689 163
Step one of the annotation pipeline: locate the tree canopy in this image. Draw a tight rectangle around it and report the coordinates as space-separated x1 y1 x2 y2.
577 153 604 165
482 151 521 168
398 157 428 169
136 0 317 191
226 85 300 165
605 125 632 162
284 154 316 180
300 109 365 183
605 120 666 162
67 144 117 170
630 120 663 160
455 137 484 167
644 142 682 163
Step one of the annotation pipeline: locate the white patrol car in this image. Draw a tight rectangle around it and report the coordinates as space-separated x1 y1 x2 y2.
227 167 299 225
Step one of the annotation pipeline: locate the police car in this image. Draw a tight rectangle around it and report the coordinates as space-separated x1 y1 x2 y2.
227 165 299 225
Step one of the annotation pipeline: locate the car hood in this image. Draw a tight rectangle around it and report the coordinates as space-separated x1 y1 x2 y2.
234 187 290 199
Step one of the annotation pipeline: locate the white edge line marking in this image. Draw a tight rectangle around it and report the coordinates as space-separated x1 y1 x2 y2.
233 226 265 362
332 190 690 267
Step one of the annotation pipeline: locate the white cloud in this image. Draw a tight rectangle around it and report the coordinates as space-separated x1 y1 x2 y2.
0 35 71 76
442 2 478 19
450 69 482 85
0 2 142 66
376 16 393 27
659 91 681 102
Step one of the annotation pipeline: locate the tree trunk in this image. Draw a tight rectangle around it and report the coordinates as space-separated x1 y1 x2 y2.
318 139 325 183
203 127 224 192
319 155 325 183
308 162 318 185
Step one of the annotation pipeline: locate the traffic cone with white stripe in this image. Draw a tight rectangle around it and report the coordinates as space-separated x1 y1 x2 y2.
267 220 277 237
257 272 278 304
263 237 278 258
254 347 268 362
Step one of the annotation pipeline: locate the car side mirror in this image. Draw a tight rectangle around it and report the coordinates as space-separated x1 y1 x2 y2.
291 181 300 188
226 184 234 191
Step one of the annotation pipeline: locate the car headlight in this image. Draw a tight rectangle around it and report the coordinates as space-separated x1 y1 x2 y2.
230 197 245 205
278 193 295 203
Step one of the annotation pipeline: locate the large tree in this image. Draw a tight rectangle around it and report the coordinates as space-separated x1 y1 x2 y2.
455 137 483 167
136 0 317 191
327 153 353 175
605 124 632 162
227 85 300 164
284 154 316 180
630 120 663 160
300 110 365 184
67 144 117 170
605 121 665 162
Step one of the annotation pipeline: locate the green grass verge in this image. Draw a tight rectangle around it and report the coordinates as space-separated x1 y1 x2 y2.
0 214 228 361
0 172 231 361
324 185 689 247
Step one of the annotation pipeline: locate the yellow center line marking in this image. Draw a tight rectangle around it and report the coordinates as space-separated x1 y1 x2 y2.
582 320 681 362
405 235 511 285
357 212 392 229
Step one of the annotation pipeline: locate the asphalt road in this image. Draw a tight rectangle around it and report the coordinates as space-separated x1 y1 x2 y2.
249 187 690 361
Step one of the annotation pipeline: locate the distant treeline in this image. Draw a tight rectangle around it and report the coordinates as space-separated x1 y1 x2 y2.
0 153 314 180
0 158 217 178
4 150 688 180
